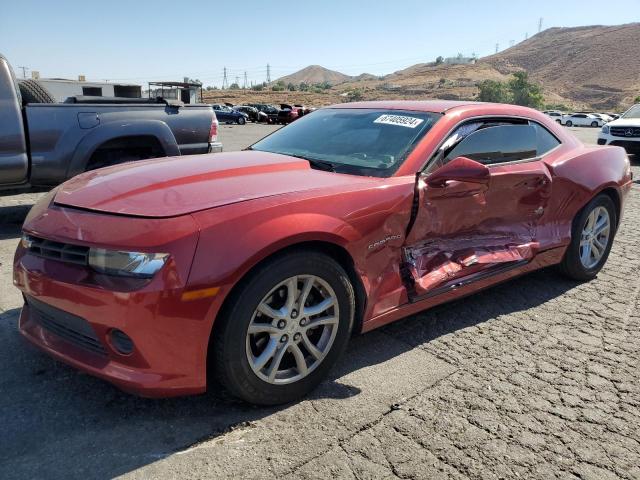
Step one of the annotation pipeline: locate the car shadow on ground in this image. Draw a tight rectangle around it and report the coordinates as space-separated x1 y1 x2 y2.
0 224 23 240
0 205 32 227
0 266 580 479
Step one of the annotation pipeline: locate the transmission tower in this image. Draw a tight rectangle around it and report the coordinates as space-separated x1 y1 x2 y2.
525 32 529 40
509 40 515 48
538 17 543 33
266 64 271 83
243 71 248 89
222 67 228 89
495 43 499 54
18 66 29 79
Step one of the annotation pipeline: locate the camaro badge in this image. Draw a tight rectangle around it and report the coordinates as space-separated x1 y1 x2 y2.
368 234 402 250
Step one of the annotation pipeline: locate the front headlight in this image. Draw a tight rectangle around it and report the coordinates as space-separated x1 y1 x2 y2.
601 125 610 134
88 248 169 278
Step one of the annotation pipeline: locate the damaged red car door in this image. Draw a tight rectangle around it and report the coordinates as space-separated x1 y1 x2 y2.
403 122 554 298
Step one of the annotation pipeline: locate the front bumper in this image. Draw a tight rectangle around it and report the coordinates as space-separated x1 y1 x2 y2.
597 134 640 152
12 204 223 397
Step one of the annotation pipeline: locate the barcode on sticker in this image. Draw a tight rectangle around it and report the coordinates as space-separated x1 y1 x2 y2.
374 114 424 128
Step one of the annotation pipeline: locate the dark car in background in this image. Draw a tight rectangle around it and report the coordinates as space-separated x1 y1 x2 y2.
248 104 280 124
234 105 267 123
212 104 248 124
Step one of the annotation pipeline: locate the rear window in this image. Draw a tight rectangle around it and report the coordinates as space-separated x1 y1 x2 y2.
251 108 441 177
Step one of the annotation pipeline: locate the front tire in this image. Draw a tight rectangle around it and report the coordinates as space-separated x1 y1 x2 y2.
212 251 355 405
591 121 599 127
566 120 573 127
559 194 616 281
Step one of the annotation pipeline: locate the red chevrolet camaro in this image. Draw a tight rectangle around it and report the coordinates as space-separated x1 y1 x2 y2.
14 101 632 404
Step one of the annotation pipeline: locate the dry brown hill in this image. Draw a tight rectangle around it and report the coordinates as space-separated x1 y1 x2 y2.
483 23 640 109
205 23 640 110
275 65 352 85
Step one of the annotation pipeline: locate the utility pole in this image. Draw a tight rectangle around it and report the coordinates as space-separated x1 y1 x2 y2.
222 67 228 89
235 76 240 87
266 63 271 83
495 43 499 54
525 32 528 40
243 71 248 89
538 17 543 33
18 66 29 79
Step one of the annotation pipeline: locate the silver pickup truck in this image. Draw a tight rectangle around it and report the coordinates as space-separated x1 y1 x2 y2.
0 54 222 194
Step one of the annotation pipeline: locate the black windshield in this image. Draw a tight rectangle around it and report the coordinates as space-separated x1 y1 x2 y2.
251 108 441 177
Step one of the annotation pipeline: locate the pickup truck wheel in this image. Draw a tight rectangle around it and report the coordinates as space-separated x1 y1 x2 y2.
237 116 246 125
18 79 55 104
212 251 355 405
559 194 616 281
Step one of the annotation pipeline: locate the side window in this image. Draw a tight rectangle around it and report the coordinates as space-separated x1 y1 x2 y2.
444 125 537 165
531 122 560 156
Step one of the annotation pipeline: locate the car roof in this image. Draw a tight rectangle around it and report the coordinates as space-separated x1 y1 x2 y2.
327 100 543 117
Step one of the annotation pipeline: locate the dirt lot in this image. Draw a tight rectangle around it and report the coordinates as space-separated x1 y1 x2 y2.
1 126 638 479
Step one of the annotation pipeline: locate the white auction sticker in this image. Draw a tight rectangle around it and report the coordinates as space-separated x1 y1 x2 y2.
374 114 424 128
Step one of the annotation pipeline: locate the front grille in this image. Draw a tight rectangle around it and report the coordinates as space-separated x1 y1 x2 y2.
610 126 640 138
24 235 89 265
26 295 107 356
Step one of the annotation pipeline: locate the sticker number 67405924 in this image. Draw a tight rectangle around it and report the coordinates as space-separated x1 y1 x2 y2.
374 114 424 128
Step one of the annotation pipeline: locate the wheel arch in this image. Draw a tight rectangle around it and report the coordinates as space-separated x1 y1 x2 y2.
66 120 180 177
85 135 166 170
206 240 368 374
596 186 621 229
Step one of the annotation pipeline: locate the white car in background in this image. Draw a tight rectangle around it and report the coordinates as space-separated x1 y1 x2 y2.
561 113 605 127
543 110 563 123
597 103 640 154
592 113 613 123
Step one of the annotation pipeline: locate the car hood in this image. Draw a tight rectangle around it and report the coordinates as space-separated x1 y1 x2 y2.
54 151 373 217
607 117 640 127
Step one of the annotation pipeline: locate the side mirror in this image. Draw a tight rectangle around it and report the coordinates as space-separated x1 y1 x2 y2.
424 156 490 187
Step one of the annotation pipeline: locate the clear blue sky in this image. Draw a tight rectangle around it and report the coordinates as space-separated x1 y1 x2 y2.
1 0 638 87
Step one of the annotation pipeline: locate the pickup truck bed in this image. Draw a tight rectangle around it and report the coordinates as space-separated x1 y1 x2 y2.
0 54 222 194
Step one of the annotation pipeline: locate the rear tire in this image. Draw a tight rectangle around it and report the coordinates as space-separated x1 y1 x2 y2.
559 194 616 281
212 251 355 405
591 121 599 127
18 79 55 104
237 116 246 125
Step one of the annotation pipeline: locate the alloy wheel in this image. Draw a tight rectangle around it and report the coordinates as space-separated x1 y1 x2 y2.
579 206 610 269
246 275 339 385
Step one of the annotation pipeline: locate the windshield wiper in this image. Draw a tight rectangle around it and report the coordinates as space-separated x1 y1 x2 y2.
287 154 335 172
306 158 336 172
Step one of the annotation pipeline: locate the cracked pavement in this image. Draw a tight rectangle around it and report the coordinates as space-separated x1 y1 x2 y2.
0 126 638 479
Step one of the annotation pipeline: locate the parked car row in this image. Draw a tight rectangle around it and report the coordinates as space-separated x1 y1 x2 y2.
211 102 315 125
543 110 620 128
